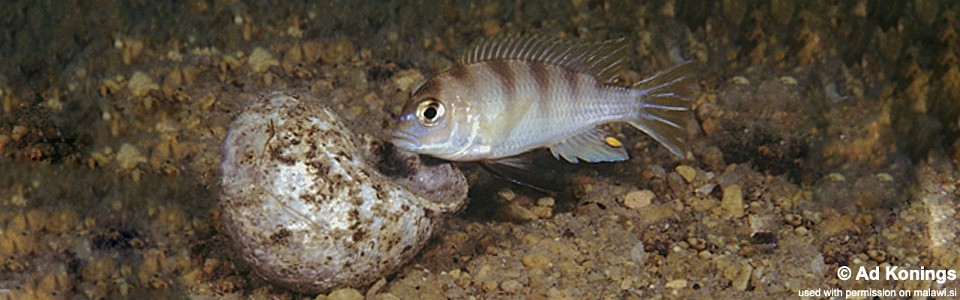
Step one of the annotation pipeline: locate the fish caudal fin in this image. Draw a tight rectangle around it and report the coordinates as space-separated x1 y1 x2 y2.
628 62 698 157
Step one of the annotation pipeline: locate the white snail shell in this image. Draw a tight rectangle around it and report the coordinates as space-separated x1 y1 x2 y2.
219 91 468 293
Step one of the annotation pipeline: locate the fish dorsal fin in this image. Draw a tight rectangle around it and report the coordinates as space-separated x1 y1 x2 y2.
549 127 629 163
459 35 629 83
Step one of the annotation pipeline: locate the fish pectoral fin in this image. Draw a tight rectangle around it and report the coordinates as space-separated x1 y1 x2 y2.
549 128 629 163
480 157 558 194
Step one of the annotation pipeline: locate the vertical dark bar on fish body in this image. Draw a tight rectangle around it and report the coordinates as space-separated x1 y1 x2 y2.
529 62 578 123
562 67 581 98
528 62 552 102
556 66 582 122
414 80 440 98
447 65 475 95
488 60 517 101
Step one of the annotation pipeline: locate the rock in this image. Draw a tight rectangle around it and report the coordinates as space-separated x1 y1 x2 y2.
219 91 468 293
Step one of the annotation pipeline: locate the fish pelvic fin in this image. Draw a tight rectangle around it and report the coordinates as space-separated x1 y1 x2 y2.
628 61 698 157
480 157 559 194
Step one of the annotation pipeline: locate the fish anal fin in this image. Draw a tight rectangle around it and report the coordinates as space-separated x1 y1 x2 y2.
480 157 558 194
549 128 629 163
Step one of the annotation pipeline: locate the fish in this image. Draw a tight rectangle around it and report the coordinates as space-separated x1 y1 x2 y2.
391 35 697 170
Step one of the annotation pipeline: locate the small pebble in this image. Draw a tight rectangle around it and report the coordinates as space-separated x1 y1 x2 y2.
536 197 555 207
619 276 635 290
867 249 887 262
127 71 158 97
248 47 279 73
701 118 719 136
531 206 553 219
722 184 745 218
665 279 687 289
497 188 517 202
695 183 717 197
784 214 802 226
0 134 9 154
327 288 363 300
372 294 401 300
875 173 894 182
630 242 646 263
482 280 499 292
667 173 686 193
116 143 147 171
500 203 537 221
676 165 697 183
623 190 655 210
732 76 750 85
482 20 502 36
11 125 27 142
826 173 846 182
779 76 798 85
521 252 551 270
732 264 753 291
686 237 707 251
500 279 522 293
698 250 712 260
391 69 425 92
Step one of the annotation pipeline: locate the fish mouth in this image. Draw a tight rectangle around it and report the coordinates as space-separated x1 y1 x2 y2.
390 130 420 151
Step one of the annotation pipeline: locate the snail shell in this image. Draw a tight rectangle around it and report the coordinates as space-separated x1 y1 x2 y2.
219 91 468 293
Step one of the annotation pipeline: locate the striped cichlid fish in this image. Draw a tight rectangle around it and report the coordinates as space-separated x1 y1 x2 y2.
391 35 697 167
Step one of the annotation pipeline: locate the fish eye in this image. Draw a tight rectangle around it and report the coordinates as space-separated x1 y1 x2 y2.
416 98 444 126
